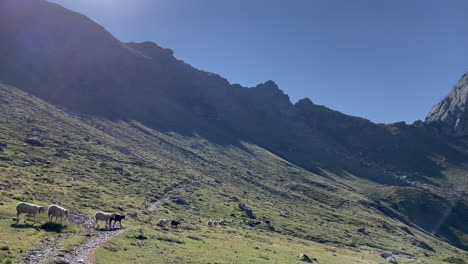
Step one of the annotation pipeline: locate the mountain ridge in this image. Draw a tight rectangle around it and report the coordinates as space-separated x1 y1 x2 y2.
0 0 467 259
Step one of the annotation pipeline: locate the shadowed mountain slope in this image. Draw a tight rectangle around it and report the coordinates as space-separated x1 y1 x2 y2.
0 0 467 255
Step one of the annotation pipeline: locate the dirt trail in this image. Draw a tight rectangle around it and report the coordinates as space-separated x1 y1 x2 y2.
17 212 124 264
18 186 189 264
60 228 125 264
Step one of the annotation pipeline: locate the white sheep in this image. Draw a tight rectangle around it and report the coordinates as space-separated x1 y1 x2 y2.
207 220 214 227
95 212 116 230
158 219 169 228
47 204 68 224
15 202 45 224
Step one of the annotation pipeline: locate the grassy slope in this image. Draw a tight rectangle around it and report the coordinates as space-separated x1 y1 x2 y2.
0 83 466 263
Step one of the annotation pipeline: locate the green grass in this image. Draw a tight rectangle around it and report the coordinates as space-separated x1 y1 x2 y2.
95 225 465 264
95 226 383 264
60 234 89 253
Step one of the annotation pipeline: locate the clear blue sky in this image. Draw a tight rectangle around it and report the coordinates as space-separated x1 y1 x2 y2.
49 0 468 124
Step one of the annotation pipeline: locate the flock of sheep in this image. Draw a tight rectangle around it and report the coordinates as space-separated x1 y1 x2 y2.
207 219 227 227
14 202 124 229
15 202 232 232
15 202 226 228
15 202 67 225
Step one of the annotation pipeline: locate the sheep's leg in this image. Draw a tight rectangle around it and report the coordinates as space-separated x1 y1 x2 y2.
95 219 99 229
60 216 63 225
33 214 37 223
16 212 20 224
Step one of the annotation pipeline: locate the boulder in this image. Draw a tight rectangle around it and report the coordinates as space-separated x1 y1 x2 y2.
380 253 398 264
0 142 6 152
297 253 312 263
173 198 189 205
0 156 12 162
238 203 255 219
412 240 434 252
443 256 467 264
25 137 44 147
357 227 369 235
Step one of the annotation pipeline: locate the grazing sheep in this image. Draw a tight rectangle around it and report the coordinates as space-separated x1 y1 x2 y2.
15 202 45 224
219 219 227 226
95 212 116 230
110 214 126 229
171 220 180 229
158 219 170 228
47 204 68 224
207 220 214 227
213 220 218 227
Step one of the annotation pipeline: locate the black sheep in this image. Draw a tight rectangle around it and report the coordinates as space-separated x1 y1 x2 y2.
110 214 126 229
171 219 180 229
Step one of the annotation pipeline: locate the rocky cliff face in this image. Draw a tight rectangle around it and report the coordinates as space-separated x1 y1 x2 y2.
426 73 468 137
0 0 464 183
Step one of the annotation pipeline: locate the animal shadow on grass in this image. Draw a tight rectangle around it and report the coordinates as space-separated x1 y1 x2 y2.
12 222 71 233
10 223 41 231
95 227 119 232
40 222 65 233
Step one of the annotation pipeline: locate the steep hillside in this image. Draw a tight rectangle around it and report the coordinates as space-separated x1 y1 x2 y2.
0 0 467 263
1 0 466 186
0 83 466 263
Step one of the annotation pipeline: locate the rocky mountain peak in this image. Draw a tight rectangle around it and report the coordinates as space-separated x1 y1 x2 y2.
250 80 292 107
255 80 279 90
295 97 314 106
425 73 468 137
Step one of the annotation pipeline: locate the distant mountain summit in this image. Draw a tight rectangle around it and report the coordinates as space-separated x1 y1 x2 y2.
426 73 468 137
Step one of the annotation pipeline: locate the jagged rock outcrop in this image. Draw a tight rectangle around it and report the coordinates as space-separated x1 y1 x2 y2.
426 73 468 137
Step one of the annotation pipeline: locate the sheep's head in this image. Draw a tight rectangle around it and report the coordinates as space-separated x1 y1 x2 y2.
38 206 45 213
64 210 69 217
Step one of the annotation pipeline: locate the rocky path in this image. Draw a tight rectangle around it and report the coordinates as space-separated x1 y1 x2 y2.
17 212 125 264
59 228 126 264
18 185 190 264
18 234 69 264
